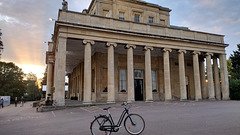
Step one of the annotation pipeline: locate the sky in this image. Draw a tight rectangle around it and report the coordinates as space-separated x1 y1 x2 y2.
0 0 239 79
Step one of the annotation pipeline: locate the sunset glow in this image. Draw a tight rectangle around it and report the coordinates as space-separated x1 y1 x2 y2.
18 65 45 79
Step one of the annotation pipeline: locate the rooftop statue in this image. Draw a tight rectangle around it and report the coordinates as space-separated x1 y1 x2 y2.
62 0 68 11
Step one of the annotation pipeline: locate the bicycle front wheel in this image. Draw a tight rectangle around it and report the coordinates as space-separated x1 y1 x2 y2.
124 114 145 135
90 116 112 135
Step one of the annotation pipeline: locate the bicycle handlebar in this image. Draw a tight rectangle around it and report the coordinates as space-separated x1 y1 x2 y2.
121 102 128 106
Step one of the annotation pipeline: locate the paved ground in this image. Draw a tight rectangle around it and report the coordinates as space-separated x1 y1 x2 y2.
0 101 240 135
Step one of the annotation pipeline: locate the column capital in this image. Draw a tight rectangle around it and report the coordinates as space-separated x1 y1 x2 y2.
192 51 201 55
48 60 55 64
144 46 153 51
106 42 117 48
213 55 219 59
83 40 95 45
178 49 187 54
163 48 172 52
205 52 214 56
125 44 136 49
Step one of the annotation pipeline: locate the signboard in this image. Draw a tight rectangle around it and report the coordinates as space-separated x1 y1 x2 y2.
0 96 11 106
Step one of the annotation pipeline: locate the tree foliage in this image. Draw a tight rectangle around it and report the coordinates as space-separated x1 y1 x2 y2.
0 61 25 101
0 29 3 59
229 44 240 100
41 67 47 85
25 73 41 101
230 44 240 79
229 79 240 100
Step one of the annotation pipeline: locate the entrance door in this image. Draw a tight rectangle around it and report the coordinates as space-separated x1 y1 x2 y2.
135 79 143 101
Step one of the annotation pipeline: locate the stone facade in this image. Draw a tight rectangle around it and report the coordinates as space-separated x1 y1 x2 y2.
46 0 229 106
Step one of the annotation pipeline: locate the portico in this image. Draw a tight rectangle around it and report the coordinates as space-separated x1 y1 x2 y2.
46 0 230 106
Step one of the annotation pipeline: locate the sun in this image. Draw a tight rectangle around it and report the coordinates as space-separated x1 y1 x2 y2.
18 64 45 79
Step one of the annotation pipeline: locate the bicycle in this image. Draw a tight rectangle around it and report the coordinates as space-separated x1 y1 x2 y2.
90 102 145 135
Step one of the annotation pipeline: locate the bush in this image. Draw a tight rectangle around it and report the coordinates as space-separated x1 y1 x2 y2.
229 79 240 100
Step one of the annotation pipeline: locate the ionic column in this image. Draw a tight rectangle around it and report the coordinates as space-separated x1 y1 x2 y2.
126 44 136 103
213 56 221 100
206 53 215 100
54 37 67 106
163 48 172 100
46 63 53 101
106 42 117 103
192 51 202 101
144 46 153 102
83 40 95 104
199 58 207 99
178 50 187 101
219 53 230 100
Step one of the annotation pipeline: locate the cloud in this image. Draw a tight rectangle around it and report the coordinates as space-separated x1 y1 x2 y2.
0 14 36 28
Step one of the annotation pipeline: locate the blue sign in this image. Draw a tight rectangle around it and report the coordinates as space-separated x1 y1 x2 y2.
0 96 11 106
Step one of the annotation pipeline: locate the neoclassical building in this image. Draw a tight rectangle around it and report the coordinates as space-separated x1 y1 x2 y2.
46 0 229 106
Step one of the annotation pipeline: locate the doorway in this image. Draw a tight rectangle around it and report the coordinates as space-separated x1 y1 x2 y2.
135 79 143 101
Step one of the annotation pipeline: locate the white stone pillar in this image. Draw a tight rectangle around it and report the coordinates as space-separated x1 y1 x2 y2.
199 58 207 99
213 56 221 100
219 53 230 100
178 50 187 101
54 37 67 106
206 53 215 100
46 63 53 101
106 42 117 103
163 48 172 100
144 46 153 102
126 44 136 103
83 40 94 104
192 51 202 101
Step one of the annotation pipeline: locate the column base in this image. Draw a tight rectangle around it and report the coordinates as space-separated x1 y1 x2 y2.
208 98 216 101
180 99 188 102
222 97 230 100
83 101 92 105
195 98 202 101
145 100 153 103
107 101 116 104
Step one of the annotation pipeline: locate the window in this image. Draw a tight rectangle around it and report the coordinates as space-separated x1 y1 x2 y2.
149 17 153 23
134 14 140 22
134 70 143 79
152 70 157 92
119 12 125 20
120 69 127 92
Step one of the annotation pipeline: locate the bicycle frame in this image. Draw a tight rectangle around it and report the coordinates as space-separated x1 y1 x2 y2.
102 107 131 132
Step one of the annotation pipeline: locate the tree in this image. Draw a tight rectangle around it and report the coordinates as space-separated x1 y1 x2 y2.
229 44 240 100
25 73 41 101
0 61 25 101
230 44 240 79
0 29 3 59
41 67 47 86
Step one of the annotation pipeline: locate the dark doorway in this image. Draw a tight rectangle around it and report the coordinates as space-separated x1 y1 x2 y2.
135 79 143 101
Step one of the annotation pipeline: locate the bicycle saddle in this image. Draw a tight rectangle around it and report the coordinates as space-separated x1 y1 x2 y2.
103 107 111 110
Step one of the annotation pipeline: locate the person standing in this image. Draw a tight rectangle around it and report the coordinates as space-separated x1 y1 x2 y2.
15 97 18 107
21 96 24 107
0 98 4 108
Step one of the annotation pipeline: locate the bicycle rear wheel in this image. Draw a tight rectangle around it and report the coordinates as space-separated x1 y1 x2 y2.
90 116 112 135
124 114 145 135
